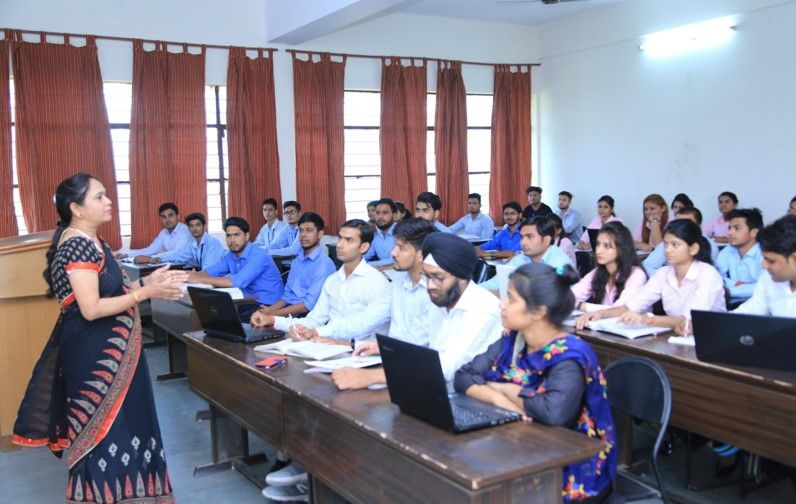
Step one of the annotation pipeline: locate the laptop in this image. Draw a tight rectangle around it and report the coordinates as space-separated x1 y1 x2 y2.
376 334 521 433
691 310 796 371
187 287 283 343
587 228 600 251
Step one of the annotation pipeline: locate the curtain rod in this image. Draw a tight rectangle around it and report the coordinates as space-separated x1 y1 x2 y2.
286 49 540 68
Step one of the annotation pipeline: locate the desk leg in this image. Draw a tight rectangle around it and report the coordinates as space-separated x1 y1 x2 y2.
156 332 187 381
193 405 267 487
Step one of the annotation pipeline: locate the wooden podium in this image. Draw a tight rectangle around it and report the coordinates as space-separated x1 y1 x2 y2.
0 231 60 449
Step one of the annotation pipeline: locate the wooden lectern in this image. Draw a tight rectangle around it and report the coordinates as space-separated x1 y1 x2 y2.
0 231 60 450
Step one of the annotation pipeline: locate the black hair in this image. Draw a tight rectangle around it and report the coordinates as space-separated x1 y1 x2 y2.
185 212 206 226
393 217 437 251
671 193 693 210
468 193 481 203
559 190 573 200
261 197 278 208
509 262 580 328
395 201 412 219
758 215 796 257
791 195 796 205
663 219 712 264
416 191 442 211
298 212 325 231
598 195 616 216
223 216 250 233
44 173 97 298
503 201 522 214
283 200 301 212
521 214 557 240
676 206 703 226
547 213 564 242
367 200 379 209
376 197 398 213
719 191 738 205
341 218 374 245
526 186 542 195
726 208 764 234
588 221 641 305
158 202 179 215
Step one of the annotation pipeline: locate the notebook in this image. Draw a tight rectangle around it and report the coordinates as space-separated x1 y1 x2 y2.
254 339 351 360
187 287 283 343
586 317 671 339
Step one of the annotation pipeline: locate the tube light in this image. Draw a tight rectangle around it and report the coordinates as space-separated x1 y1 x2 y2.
640 16 736 57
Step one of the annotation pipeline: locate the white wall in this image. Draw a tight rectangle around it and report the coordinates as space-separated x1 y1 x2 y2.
536 0 796 232
2 0 539 203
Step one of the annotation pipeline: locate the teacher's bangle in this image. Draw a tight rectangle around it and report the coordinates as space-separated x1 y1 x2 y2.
131 290 140 304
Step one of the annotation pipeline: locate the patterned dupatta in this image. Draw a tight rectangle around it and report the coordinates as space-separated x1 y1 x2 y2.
484 332 617 501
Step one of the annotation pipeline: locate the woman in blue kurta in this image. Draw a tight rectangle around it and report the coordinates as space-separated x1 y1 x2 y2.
455 262 617 501
13 173 187 503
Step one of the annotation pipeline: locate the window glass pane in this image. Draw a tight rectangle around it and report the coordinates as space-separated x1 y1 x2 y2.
344 91 380 127
467 94 493 127
104 83 133 124
426 93 435 128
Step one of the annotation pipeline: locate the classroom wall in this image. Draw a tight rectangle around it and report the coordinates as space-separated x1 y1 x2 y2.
535 0 796 232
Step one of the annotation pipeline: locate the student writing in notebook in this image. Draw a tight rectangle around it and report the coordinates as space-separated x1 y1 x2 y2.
633 193 669 252
253 197 287 250
714 208 764 300
577 195 623 250
454 263 616 502
478 201 522 258
135 212 224 270
703 191 738 244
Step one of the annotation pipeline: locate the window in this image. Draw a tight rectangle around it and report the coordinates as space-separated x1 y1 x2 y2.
343 90 493 221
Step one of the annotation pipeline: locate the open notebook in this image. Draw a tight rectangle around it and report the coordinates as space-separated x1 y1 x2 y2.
586 317 670 339
254 340 351 360
303 355 382 374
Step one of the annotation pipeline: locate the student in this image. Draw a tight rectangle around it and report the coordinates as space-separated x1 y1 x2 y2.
642 206 720 276
135 212 224 270
366 200 378 224
556 190 583 243
415 191 452 233
715 208 764 299
670 193 694 215
454 262 616 502
522 186 553 220
266 200 302 256
449 193 495 239
478 201 522 259
633 193 669 252
254 197 287 250
187 217 283 319
619 220 726 335
549 213 577 268
250 212 336 319
577 195 624 250
735 215 796 317
363 197 397 267
703 191 738 244
115 202 191 258
395 201 411 220
789 196 796 217
480 215 573 292
330 218 437 390
572 221 647 326
253 219 390 342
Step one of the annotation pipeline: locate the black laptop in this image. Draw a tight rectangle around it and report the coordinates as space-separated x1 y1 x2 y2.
587 228 600 250
691 310 796 371
376 334 521 433
187 287 283 343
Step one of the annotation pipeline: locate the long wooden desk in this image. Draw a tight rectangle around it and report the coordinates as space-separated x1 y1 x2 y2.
575 328 796 468
183 331 605 503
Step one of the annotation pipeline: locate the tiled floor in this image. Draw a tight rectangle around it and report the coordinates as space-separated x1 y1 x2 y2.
1 345 793 503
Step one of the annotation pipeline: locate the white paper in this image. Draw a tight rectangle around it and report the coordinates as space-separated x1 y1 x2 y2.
302 355 382 374
254 340 351 360
586 317 671 339
668 335 695 346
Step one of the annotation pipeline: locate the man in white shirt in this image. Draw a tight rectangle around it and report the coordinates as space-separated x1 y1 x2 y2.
735 215 796 317
253 197 287 250
448 193 495 240
115 202 192 259
331 218 438 390
134 212 225 270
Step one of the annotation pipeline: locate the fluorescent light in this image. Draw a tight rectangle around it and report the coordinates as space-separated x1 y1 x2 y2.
640 16 736 57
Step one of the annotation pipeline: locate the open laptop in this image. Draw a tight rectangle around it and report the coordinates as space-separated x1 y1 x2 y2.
587 228 600 251
376 334 521 433
691 310 796 371
187 287 283 343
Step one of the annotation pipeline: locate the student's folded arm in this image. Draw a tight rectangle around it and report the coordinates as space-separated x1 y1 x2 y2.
519 360 585 426
453 339 503 394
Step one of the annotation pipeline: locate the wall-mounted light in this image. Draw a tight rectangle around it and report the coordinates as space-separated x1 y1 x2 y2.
640 16 737 57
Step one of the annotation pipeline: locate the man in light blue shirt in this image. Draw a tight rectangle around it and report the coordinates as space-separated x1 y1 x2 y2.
364 198 397 267
416 191 452 233
116 202 192 260
254 197 287 250
267 200 302 257
556 191 583 243
137 212 224 270
478 201 523 258
643 207 719 276
187 216 283 319
480 215 572 292
715 208 764 299
449 193 495 240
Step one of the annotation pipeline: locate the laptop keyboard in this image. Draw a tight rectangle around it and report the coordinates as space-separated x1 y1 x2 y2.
450 403 490 426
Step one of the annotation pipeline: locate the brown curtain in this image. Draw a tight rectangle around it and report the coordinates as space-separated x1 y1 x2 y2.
380 57 427 211
434 61 468 223
12 33 120 247
226 47 281 229
129 40 206 248
292 52 346 234
489 65 531 222
0 36 16 238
